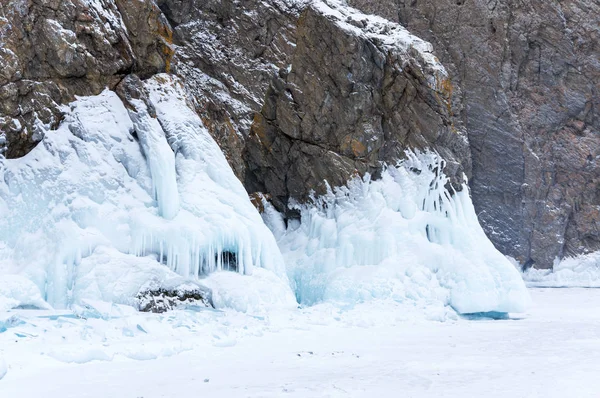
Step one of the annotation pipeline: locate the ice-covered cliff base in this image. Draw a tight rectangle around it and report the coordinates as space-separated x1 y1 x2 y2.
0 76 528 315
0 75 294 313
266 153 529 314
523 251 600 288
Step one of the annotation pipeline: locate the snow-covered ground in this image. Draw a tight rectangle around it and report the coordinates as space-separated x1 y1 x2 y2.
1 288 599 397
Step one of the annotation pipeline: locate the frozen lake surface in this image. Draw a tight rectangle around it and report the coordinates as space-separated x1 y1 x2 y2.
1 288 599 397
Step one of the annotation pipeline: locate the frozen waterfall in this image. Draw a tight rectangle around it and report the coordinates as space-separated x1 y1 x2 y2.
126 98 180 220
0 75 291 310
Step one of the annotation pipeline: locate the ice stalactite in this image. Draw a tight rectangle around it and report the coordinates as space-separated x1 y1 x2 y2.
125 75 288 282
126 99 180 220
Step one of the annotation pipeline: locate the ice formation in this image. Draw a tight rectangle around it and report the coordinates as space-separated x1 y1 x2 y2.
0 75 291 310
267 152 530 314
523 251 600 288
0 72 528 315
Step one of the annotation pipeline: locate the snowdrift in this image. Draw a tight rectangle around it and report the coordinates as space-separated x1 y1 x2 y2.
0 75 294 311
266 153 530 314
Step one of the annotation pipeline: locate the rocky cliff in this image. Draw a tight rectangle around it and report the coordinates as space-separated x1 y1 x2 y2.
2 0 599 269
391 0 600 268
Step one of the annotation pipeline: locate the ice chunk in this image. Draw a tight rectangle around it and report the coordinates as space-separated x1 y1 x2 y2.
72 247 185 307
201 268 298 314
276 152 530 314
0 275 51 312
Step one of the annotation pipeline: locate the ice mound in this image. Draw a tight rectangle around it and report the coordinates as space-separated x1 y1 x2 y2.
0 75 292 310
0 275 51 312
269 152 530 314
523 251 600 288
202 268 298 314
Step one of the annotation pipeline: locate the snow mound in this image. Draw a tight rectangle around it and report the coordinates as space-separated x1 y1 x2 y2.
0 75 292 311
202 269 298 314
271 152 530 314
523 251 600 288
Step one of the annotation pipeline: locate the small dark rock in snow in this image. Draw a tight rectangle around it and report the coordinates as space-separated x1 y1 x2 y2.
136 282 213 313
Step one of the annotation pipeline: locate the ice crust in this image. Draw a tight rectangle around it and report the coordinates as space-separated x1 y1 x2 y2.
269 152 530 314
0 75 290 310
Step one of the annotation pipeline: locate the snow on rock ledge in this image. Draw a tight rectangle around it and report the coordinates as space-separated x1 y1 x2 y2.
0 76 292 310
313 0 448 89
268 152 530 314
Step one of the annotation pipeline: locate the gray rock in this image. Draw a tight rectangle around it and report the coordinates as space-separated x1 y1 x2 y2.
156 0 304 179
136 284 213 313
244 1 471 215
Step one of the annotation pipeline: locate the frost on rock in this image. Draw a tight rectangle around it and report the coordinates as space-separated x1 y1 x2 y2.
0 76 292 310
136 283 212 313
523 251 600 288
273 152 530 314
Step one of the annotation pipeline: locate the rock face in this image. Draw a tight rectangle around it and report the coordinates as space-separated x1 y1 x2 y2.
0 0 173 158
136 283 213 313
155 0 305 178
390 0 600 268
244 1 470 214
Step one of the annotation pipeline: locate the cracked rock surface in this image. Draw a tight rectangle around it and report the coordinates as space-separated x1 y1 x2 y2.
244 1 470 215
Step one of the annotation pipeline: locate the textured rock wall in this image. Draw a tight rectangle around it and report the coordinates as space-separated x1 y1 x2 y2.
155 0 304 178
5 0 596 269
388 0 600 268
244 1 470 214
